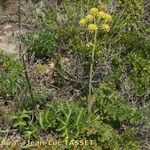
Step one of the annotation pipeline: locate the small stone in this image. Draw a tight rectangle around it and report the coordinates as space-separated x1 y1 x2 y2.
3 24 13 30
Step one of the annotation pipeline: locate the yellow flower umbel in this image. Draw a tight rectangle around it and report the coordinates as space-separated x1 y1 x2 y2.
88 24 98 32
104 13 112 22
86 14 94 21
97 11 112 22
97 11 106 19
101 23 110 32
89 7 99 15
79 18 87 26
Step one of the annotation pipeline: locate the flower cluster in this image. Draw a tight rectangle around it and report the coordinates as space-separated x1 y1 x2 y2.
79 7 112 32
88 24 98 31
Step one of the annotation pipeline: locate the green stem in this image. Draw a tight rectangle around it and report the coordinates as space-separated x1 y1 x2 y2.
87 0 90 9
88 29 98 113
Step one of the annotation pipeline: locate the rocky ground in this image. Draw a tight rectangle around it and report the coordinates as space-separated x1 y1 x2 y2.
0 0 39 56
0 0 19 55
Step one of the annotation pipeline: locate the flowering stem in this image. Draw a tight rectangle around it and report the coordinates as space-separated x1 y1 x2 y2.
88 29 98 113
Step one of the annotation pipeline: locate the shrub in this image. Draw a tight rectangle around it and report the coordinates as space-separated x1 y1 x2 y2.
11 110 38 139
129 53 150 96
22 27 55 58
0 52 24 97
94 84 142 124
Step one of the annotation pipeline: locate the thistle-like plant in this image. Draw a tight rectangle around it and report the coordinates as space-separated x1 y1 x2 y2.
38 100 87 141
11 110 31 130
38 103 57 130
79 7 112 112
11 110 38 139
